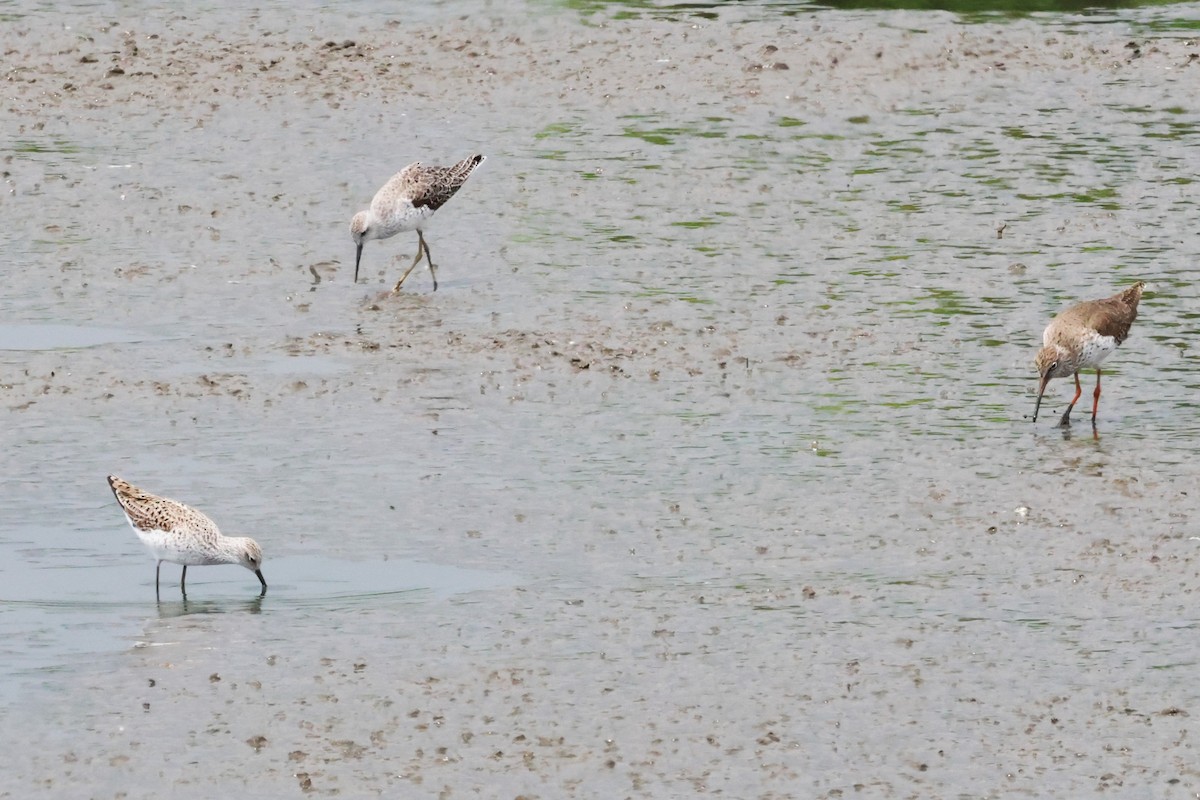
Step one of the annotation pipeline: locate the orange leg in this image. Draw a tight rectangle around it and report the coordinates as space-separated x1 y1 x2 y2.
1057 372 1083 427
1091 369 1102 425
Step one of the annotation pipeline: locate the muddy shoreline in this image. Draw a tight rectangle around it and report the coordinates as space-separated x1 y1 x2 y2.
4 2 1200 797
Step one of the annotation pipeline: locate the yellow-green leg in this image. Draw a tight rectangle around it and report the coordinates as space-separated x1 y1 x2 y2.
393 232 438 292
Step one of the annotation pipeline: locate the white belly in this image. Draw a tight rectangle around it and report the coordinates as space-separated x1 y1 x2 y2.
1076 332 1118 370
133 526 223 566
376 203 436 239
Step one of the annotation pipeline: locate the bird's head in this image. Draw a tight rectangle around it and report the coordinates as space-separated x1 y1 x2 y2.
239 539 264 571
350 212 371 282
1034 344 1075 382
1035 346 1059 381
236 538 268 594
1032 344 1073 423
349 211 371 246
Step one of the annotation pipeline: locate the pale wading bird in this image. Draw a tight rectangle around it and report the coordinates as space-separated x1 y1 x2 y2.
1032 281 1145 428
107 476 267 598
349 154 486 292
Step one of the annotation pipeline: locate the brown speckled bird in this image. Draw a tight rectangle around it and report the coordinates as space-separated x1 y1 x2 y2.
107 475 266 597
350 154 485 292
1032 281 1145 428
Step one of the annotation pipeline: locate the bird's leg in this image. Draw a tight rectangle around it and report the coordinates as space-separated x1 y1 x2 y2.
1057 373 1083 428
181 565 187 595
421 231 438 292
1091 369 1102 426
392 236 426 293
155 560 162 600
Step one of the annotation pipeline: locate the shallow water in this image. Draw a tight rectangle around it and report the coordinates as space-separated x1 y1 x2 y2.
4 0 1200 796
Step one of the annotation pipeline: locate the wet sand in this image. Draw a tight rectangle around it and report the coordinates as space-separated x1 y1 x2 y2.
4 1 1200 797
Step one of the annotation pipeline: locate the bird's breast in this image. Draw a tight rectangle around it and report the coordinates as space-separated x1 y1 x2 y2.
375 203 434 238
1076 332 1119 369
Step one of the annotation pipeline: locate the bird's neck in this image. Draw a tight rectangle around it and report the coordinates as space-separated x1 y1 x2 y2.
1050 343 1081 376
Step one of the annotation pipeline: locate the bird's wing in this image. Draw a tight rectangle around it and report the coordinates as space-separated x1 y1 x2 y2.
1085 299 1138 344
409 158 481 211
108 476 220 537
371 156 483 215
369 161 423 216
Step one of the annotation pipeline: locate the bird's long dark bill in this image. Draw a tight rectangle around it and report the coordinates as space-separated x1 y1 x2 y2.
256 569 268 592
353 243 363 283
1032 373 1051 422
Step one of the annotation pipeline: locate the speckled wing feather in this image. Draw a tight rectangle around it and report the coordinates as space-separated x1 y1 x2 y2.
107 475 220 539
1079 282 1144 344
396 154 485 212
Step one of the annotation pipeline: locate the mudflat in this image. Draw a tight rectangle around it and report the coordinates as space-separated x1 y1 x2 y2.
3 2 1199 797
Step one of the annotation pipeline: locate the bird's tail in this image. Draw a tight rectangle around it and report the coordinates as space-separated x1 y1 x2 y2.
452 153 486 181
1119 281 1146 311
